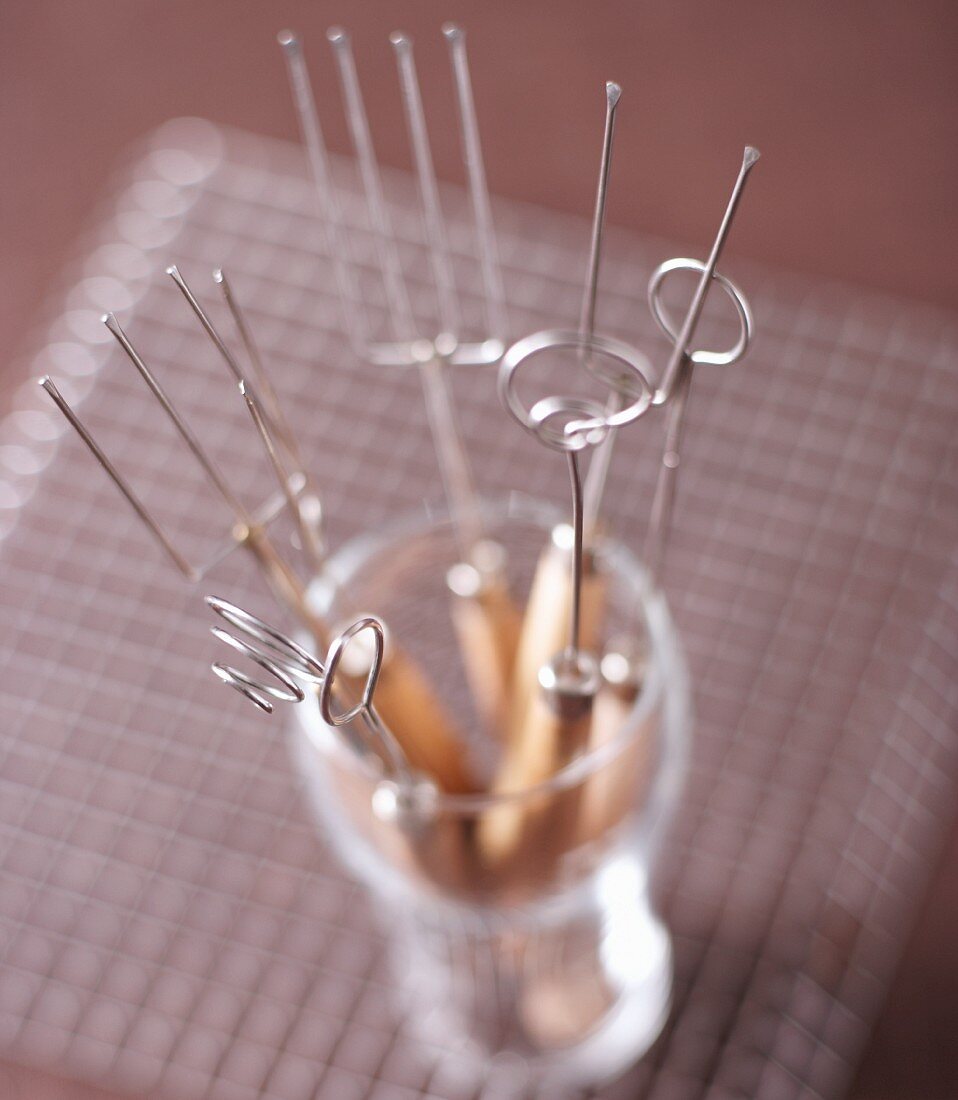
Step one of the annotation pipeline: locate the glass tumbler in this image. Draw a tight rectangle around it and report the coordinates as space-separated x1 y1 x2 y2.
290 496 690 1087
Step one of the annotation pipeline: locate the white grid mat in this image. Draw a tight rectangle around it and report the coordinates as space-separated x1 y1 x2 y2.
1 119 957 1099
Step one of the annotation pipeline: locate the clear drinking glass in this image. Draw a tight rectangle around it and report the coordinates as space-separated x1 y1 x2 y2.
290 496 690 1087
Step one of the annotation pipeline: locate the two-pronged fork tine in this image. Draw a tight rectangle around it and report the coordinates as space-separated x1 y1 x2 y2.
213 267 305 473
41 285 477 791
168 265 326 567
240 381 325 577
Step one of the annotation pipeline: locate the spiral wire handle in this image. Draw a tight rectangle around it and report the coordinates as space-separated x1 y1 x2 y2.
205 597 415 789
498 328 654 697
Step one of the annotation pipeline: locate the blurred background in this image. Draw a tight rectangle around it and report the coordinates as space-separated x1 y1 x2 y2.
1 2 956 1097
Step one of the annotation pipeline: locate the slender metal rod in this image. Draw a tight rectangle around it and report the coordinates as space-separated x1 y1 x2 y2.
567 448 585 657
212 267 327 562
580 83 624 536
643 365 691 588
169 265 302 477
213 267 304 471
642 146 761 588
327 27 417 343
443 23 507 341
278 30 367 354
104 314 320 633
391 31 461 336
579 82 621 343
103 313 251 524
240 381 326 574
418 353 484 559
167 267 246 389
655 145 760 404
354 29 484 560
39 377 197 580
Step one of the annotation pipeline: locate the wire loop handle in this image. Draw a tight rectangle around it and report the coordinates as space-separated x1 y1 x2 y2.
319 616 385 728
206 597 414 781
648 258 753 375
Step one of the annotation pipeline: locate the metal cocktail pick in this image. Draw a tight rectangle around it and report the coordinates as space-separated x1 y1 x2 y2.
504 82 648 756
598 145 760 697
642 146 759 585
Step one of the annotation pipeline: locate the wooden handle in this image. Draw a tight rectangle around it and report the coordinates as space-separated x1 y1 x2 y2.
330 753 473 894
477 696 593 870
507 529 607 747
470 526 609 873
449 568 522 737
371 646 480 794
575 681 656 847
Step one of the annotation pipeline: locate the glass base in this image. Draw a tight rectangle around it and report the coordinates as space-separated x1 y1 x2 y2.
390 888 673 1087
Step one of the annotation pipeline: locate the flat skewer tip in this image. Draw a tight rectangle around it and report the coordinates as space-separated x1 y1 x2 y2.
389 31 412 50
277 30 299 53
326 26 348 45
606 81 622 106
743 145 761 168
441 24 464 41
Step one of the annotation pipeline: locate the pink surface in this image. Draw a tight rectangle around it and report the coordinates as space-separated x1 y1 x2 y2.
0 120 956 1098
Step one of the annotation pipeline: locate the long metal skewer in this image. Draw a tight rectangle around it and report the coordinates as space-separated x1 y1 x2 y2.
579 83 627 537
654 146 761 405
506 83 625 753
38 377 197 580
643 146 760 586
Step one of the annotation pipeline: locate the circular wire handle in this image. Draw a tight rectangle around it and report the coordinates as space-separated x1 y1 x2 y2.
648 257 753 375
319 616 385 728
498 328 654 451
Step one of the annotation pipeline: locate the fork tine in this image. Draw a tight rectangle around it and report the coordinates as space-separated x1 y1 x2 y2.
278 30 369 356
213 267 305 473
390 31 461 338
168 265 300 477
327 27 417 345
442 24 507 342
240 381 326 573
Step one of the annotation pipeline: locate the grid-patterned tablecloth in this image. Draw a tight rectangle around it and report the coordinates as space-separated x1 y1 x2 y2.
1 119 956 1099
